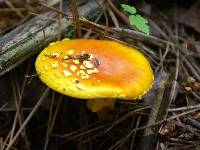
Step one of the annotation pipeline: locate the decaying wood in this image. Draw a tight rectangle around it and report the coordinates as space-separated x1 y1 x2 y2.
0 0 102 76
139 67 179 149
138 71 170 150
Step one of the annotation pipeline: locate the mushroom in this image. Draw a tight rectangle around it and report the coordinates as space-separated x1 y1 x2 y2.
35 39 154 113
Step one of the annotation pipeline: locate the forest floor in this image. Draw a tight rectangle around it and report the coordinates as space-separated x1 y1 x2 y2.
0 0 200 150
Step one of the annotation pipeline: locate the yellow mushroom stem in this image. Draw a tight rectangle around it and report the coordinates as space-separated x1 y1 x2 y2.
86 99 116 112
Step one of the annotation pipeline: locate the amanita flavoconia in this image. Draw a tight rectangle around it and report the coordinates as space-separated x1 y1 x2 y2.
35 39 154 112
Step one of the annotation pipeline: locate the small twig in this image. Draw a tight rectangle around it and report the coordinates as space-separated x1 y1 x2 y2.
4 0 24 18
43 91 56 150
0 8 26 12
44 93 63 150
0 107 33 112
71 0 82 38
57 0 63 40
10 72 24 136
95 0 109 38
8 114 18 147
11 68 31 150
112 27 172 47
61 124 106 144
39 2 69 17
148 19 168 40
106 0 129 26
104 106 151 134
0 103 8 110
83 12 103 38
169 104 200 112
155 44 170 72
183 58 200 81
5 88 50 150
130 116 142 150
108 8 119 28
29 12 57 21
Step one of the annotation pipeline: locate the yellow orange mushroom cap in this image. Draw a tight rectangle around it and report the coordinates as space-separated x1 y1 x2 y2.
35 39 154 100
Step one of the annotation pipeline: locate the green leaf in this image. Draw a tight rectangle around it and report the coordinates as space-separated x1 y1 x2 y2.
121 4 136 15
129 14 149 35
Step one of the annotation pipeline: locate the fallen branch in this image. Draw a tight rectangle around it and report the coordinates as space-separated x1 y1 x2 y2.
0 0 102 76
